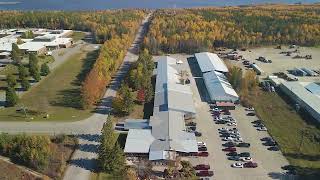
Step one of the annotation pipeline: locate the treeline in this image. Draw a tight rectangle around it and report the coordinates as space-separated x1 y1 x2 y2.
144 5 320 54
112 49 154 115
79 11 145 109
0 133 51 170
0 10 145 43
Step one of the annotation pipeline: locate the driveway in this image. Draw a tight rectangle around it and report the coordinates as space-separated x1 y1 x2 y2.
0 13 153 180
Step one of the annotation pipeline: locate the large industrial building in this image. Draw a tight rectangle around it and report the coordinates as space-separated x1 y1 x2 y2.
280 81 320 122
0 29 73 56
124 56 198 161
194 52 239 103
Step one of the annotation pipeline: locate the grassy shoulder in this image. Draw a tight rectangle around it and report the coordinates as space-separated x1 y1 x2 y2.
0 50 98 121
69 31 86 42
249 90 320 171
0 159 41 180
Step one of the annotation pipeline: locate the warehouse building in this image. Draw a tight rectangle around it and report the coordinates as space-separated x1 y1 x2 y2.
194 52 229 73
124 56 198 161
203 71 239 103
280 82 320 122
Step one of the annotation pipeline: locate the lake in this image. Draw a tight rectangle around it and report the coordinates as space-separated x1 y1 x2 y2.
0 0 318 10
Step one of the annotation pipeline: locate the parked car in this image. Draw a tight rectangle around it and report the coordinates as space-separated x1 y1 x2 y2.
246 107 255 111
257 126 267 131
224 110 231 115
195 131 202 137
228 156 241 161
223 142 236 147
197 142 206 147
188 126 197 131
193 164 210 170
223 147 237 152
196 171 214 177
197 152 209 157
218 127 229 131
260 137 273 141
252 120 262 124
226 152 238 156
233 138 243 142
268 146 280 151
198 147 208 151
240 157 252 162
186 121 197 126
231 162 244 168
227 122 237 126
237 142 250 148
263 141 277 146
216 120 227 124
247 112 256 116
239 152 250 157
223 137 234 141
243 162 258 168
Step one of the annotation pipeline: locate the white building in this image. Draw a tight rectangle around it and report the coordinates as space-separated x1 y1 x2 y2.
194 52 229 73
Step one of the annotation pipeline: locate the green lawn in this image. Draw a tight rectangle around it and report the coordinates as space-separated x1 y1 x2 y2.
249 90 320 177
70 31 86 42
0 49 98 121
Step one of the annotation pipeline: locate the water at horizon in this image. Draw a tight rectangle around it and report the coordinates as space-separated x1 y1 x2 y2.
0 0 318 10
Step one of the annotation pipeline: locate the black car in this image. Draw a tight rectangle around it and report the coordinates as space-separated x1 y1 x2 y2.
223 142 236 147
263 141 277 146
226 152 238 156
247 112 256 116
228 156 240 161
186 122 197 126
188 126 196 131
195 131 202 137
252 120 262 124
216 120 227 124
239 152 250 157
268 146 280 151
237 142 250 148
198 147 207 151
260 137 273 141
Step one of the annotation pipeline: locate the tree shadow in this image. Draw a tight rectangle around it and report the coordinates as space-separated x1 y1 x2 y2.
77 144 99 153
117 133 127 149
283 153 320 161
68 158 98 173
77 134 101 143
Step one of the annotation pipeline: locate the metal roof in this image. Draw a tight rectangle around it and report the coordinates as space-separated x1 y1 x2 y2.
303 82 320 96
124 119 150 130
281 82 320 115
203 71 239 102
194 52 229 73
124 129 155 153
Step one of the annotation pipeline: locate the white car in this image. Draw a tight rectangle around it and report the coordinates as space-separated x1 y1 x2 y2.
223 137 234 141
246 107 255 111
240 157 252 162
257 127 267 131
227 122 237 126
231 162 244 168
197 142 206 147
218 127 229 131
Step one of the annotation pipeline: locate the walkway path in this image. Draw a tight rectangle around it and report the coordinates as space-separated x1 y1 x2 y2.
0 13 152 180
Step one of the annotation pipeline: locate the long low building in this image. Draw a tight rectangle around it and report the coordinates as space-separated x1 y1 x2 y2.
194 52 229 73
124 56 198 161
280 82 320 122
203 71 239 103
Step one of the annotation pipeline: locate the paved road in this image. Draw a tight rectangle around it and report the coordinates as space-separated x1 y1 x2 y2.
0 13 152 180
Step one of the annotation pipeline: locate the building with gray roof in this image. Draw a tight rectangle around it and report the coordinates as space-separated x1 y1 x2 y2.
280 82 320 122
124 56 198 161
194 52 229 73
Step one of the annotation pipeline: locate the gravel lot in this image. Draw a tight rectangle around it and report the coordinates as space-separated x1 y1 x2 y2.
230 46 320 82
167 54 290 180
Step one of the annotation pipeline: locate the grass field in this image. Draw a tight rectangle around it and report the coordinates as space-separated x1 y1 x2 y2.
0 49 98 121
70 31 86 42
249 90 320 176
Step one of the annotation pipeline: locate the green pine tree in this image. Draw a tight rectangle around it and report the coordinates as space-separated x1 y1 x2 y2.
40 63 50 76
6 87 18 107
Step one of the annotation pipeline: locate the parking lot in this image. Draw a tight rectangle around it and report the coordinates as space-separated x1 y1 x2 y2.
168 54 290 180
229 46 320 82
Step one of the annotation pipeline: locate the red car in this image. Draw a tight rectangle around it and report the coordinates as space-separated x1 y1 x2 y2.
244 162 258 168
197 152 209 157
196 171 214 177
193 164 210 170
223 147 237 152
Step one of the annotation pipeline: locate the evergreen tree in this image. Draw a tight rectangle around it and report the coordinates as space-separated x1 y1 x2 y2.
110 142 126 177
32 70 41 82
6 87 18 107
21 78 31 91
40 63 50 76
29 53 39 76
6 74 17 88
11 43 21 65
18 65 29 80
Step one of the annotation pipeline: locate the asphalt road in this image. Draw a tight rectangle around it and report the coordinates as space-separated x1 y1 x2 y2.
0 13 153 180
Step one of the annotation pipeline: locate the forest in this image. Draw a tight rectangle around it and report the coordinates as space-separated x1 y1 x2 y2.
0 10 145 43
144 4 320 54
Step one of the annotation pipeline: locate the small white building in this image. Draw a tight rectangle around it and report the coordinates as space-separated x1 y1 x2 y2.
194 52 229 73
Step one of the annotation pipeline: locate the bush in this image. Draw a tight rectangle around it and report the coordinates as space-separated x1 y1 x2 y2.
40 63 50 76
21 78 31 91
6 74 17 88
5 87 18 107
